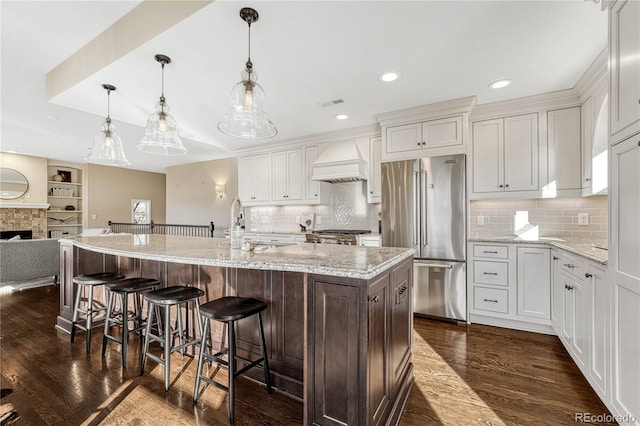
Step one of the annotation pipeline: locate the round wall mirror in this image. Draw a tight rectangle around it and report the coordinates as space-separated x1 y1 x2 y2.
0 168 30 200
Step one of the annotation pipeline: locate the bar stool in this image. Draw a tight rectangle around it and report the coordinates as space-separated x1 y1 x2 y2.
101 277 161 368
193 296 272 424
71 272 125 353
140 286 204 391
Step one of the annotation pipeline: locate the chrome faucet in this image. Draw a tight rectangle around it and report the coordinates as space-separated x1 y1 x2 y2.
229 197 243 230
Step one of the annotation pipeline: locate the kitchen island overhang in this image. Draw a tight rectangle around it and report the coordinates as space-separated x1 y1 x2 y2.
56 235 415 426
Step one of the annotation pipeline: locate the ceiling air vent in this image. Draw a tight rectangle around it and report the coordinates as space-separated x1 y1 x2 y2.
319 98 345 108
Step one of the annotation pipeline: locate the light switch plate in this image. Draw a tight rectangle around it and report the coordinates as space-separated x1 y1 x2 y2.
578 213 589 225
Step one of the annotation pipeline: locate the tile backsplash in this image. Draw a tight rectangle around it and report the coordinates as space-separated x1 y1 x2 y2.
469 195 608 240
246 181 381 233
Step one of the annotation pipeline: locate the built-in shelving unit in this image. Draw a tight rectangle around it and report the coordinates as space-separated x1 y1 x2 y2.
47 164 84 238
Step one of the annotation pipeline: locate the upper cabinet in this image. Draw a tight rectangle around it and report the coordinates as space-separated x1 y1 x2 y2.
384 116 463 158
238 153 271 205
238 144 330 207
547 107 582 193
368 137 382 203
377 96 474 163
304 146 329 204
272 148 303 202
609 0 640 145
471 113 539 197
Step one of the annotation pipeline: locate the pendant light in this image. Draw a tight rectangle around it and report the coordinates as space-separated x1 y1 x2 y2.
137 54 188 155
217 7 277 139
85 84 131 167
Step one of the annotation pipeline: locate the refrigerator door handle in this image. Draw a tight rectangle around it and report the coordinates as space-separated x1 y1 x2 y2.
421 169 428 247
413 170 419 246
415 263 453 269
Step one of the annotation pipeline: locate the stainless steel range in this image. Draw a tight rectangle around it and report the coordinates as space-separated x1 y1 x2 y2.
305 229 371 245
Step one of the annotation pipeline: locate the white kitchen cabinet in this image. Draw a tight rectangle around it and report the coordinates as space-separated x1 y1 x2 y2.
385 116 463 157
471 113 539 197
581 84 609 196
609 133 640 423
586 263 608 400
357 234 382 247
303 145 329 204
547 107 581 192
367 137 381 203
517 247 551 321
561 273 588 370
272 148 303 202
550 250 563 334
609 0 640 145
238 153 271 205
468 242 551 333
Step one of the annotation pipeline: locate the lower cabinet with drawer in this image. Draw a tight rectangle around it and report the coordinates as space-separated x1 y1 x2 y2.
468 242 552 333
551 249 609 405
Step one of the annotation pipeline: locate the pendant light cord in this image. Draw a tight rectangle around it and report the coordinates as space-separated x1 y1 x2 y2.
160 62 165 99
246 20 253 79
106 87 111 122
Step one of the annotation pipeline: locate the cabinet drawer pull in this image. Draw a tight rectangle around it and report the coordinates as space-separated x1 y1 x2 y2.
483 250 498 254
563 263 575 269
498 184 504 188
483 298 498 303
370 295 380 303
553 256 559 260
565 285 574 291
585 273 593 278
483 272 498 276
505 184 509 188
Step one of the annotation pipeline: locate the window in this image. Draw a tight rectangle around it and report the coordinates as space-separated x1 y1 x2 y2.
132 199 151 224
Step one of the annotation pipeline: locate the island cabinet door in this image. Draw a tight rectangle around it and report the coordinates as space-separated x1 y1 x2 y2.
367 274 391 426
390 258 413 395
228 268 274 360
311 279 363 426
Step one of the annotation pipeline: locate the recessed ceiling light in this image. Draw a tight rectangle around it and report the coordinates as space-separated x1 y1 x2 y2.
489 79 512 89
45 114 60 120
335 114 349 120
379 72 399 82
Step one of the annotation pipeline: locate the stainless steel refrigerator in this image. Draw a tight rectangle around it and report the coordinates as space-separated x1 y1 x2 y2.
382 154 466 322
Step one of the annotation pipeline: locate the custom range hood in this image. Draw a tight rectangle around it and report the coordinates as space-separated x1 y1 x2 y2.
311 140 368 183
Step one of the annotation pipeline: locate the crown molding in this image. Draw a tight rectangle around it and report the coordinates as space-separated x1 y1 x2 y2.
376 96 477 127
234 123 381 156
471 89 581 121
574 47 608 101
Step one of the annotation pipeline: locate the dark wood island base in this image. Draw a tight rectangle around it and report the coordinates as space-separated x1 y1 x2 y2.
56 237 414 425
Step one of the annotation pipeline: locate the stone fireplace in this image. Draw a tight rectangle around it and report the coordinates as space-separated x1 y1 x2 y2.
0 208 47 239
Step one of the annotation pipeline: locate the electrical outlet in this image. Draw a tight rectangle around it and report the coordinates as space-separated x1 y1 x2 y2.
476 215 485 226
316 216 322 225
92 214 97 220
578 212 589 225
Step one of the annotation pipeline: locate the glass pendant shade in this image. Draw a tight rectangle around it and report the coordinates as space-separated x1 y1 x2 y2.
218 8 277 139
85 119 131 167
218 68 277 139
137 99 187 155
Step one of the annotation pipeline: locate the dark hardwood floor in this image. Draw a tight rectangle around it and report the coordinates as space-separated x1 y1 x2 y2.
0 285 610 425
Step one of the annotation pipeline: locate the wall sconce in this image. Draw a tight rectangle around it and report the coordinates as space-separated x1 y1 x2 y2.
215 184 225 199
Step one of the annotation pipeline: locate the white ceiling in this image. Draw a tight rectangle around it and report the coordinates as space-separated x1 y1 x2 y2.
1 1 608 173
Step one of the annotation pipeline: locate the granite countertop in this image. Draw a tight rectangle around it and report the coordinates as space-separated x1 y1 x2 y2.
61 234 413 280
468 236 608 264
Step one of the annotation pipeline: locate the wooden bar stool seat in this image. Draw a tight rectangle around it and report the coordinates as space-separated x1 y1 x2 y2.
193 296 272 424
140 286 204 391
101 277 161 368
70 272 125 353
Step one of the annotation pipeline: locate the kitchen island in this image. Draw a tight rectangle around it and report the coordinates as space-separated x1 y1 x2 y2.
56 235 415 426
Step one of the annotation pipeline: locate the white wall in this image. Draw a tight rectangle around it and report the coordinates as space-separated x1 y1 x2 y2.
165 157 237 234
